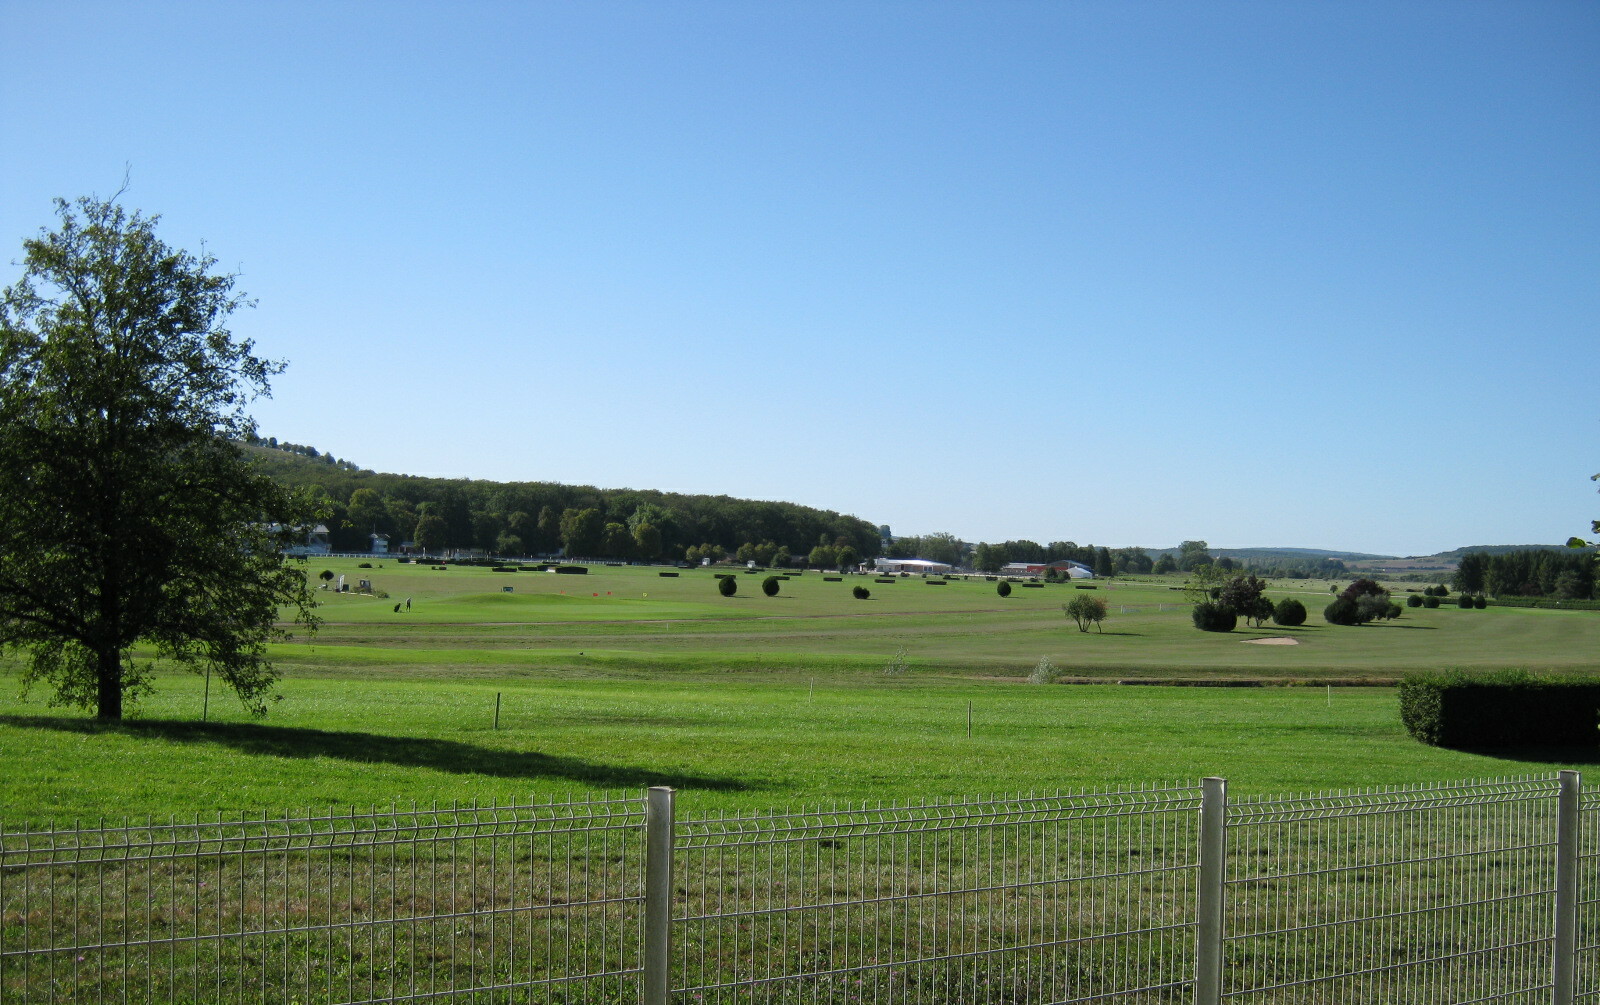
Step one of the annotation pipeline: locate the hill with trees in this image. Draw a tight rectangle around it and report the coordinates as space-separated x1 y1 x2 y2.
243 440 881 563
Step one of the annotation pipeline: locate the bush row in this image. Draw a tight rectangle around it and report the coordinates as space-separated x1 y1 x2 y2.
1487 596 1600 611
1399 671 1600 747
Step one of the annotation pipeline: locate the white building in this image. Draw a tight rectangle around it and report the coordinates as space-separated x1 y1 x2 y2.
873 558 953 575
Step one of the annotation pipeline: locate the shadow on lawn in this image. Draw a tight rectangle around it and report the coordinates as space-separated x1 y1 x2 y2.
0 715 751 791
1452 744 1600 766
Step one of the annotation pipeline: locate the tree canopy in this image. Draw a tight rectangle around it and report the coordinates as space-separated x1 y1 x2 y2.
0 195 318 720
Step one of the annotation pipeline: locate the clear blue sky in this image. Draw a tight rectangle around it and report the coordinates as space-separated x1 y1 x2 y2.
3 1 1595 556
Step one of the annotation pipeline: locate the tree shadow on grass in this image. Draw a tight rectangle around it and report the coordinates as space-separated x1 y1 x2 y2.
0 715 751 791
1447 744 1600 766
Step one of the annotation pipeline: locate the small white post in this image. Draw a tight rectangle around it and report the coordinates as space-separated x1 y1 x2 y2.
1553 770 1580 1005
1196 776 1228 1005
644 786 676 1005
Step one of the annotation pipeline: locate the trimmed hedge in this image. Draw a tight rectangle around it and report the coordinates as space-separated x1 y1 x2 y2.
717 575 737 597
1022 583 1044 588
1399 671 1600 747
554 566 588 575
1074 584 1097 590
852 586 870 600
823 576 842 582
875 578 896 584
996 581 1012 598
658 571 679 577
1487 596 1600 611
762 576 780 597
926 580 947 585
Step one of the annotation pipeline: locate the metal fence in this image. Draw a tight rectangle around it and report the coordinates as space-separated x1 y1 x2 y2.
2 774 1595 1004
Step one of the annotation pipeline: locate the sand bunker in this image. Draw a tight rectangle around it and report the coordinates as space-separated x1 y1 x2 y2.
1244 636 1300 645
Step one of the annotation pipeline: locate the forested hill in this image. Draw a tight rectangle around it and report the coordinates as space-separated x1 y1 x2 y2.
242 441 882 561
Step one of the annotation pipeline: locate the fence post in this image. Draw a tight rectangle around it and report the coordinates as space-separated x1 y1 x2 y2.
1196 776 1228 1005
1553 770 1580 1005
644 786 676 1005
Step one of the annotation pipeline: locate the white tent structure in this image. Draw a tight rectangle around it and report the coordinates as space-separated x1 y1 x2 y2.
873 558 953 575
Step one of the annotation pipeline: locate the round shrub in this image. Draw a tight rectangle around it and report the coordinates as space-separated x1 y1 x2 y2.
996 581 1012 598
717 575 737 597
1457 593 1473 608
1323 596 1361 626
1407 594 1423 608
852 585 870 600
762 576 780 597
1191 601 1237 632
1423 596 1439 609
1273 597 1308 627
1387 603 1403 619
1474 595 1487 609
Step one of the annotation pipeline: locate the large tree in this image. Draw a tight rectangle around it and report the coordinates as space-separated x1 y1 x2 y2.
0 195 318 720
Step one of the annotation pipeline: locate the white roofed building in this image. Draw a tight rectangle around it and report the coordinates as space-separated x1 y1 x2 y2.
873 558 953 575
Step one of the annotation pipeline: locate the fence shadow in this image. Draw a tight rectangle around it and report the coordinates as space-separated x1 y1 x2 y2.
0 715 751 790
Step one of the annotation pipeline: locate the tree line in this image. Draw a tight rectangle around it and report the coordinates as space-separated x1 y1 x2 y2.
1453 548 1596 600
244 442 881 563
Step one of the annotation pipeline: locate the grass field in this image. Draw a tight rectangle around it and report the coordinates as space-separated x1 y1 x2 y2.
3 559 1598 824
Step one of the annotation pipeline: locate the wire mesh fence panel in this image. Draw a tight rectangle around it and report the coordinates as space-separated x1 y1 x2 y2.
0 796 645 1005
1577 785 1600 1002
1223 777 1559 1005
672 786 1203 1005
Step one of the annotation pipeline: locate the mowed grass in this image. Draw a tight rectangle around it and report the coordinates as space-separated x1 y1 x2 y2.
2 559 1597 825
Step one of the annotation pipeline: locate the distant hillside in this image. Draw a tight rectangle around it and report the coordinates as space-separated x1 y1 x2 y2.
1422 545 1578 562
241 440 882 561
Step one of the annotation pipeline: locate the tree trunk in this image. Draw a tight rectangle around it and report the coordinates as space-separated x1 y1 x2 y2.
95 646 123 720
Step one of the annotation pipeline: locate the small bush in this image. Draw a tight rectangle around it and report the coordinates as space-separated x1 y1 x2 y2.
926 580 947 585
1457 594 1473 609
555 566 588 575
358 562 372 569
718 575 737 597
1192 601 1237 632
996 581 1012 598
875 578 896 584
1424 595 1440 609
1324 596 1361 625
1273 598 1308 626
852 585 870 600
762 576 780 597
658 571 679 577
1474 595 1487 609
880 647 910 676
1022 582 1044 588
1028 657 1058 685
1407 594 1423 608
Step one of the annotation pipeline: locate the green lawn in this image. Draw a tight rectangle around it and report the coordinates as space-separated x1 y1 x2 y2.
2 559 1596 824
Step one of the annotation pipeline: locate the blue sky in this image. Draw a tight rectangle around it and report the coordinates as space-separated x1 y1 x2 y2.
3 1 1595 556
